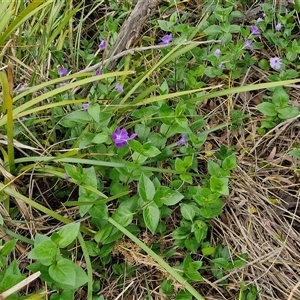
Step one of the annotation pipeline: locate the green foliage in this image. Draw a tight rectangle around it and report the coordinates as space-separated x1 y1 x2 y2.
257 87 299 129
27 224 88 298
3 0 300 299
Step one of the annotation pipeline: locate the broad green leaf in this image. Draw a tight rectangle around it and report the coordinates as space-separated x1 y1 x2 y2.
172 226 190 240
94 224 113 243
222 154 237 171
143 145 161 157
295 0 300 12
111 207 133 227
60 111 91 127
143 202 160 234
49 258 76 287
207 160 221 177
210 177 229 195
0 239 17 256
204 25 223 35
88 204 108 220
56 223 80 248
128 139 144 153
92 132 109 144
156 187 184 206
28 240 59 266
256 102 277 117
185 269 203 281
88 103 101 122
289 148 300 159
180 203 195 221
191 221 208 243
277 106 299 119
64 164 82 183
200 207 223 219
272 87 289 106
138 173 155 201
180 174 193 184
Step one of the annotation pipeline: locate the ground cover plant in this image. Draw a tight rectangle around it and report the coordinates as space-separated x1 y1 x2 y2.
1 0 300 299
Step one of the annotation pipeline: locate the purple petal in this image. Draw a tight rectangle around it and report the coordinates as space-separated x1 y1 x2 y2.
250 25 261 35
177 134 187 146
270 57 282 70
244 39 253 50
115 83 123 92
58 67 68 77
82 103 90 110
99 40 107 50
94 69 102 76
275 23 282 31
159 33 173 45
214 49 221 57
129 133 138 140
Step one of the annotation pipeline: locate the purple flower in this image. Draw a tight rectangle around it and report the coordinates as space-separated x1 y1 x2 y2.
65 173 71 180
159 34 173 45
99 40 107 50
250 25 261 35
111 127 137 148
270 57 282 70
218 62 225 69
257 17 263 23
82 103 90 110
275 23 282 31
244 39 253 50
115 83 123 92
94 69 102 76
214 49 221 57
58 67 68 77
177 134 188 146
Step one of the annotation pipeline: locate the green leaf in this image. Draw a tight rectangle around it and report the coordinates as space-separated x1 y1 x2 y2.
56 223 80 248
28 240 59 266
204 25 223 35
111 207 133 227
92 132 109 144
277 106 299 119
180 174 193 184
143 145 161 157
88 204 108 220
49 258 76 287
60 111 91 127
138 173 155 201
88 103 101 122
94 223 113 243
180 203 195 221
289 148 300 159
0 239 17 256
128 139 144 154
161 279 174 296
210 177 229 195
143 202 160 234
256 102 277 117
157 20 174 31
294 0 300 13
64 164 82 183
272 87 289 106
191 221 208 243
222 154 237 171
185 268 203 281
155 187 184 206
172 226 190 240
184 237 199 252
207 160 221 177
